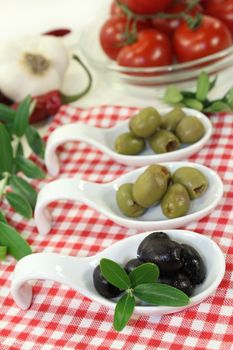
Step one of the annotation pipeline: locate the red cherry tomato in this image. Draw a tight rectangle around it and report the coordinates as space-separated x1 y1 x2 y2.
100 16 150 60
205 0 233 35
151 1 203 35
117 29 173 67
120 0 173 15
110 1 124 16
173 15 233 63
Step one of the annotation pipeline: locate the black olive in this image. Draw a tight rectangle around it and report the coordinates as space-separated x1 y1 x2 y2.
124 258 144 274
181 244 206 285
159 273 194 297
137 238 183 274
93 265 122 299
139 232 170 245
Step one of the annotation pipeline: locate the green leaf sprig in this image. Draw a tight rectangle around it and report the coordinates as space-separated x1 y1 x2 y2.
0 96 46 260
164 71 233 114
100 258 189 332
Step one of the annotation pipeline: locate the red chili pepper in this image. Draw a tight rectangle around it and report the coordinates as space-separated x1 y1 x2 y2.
44 28 71 37
12 90 62 124
31 90 62 123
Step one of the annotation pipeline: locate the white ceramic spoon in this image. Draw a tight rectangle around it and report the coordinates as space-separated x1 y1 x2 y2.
34 162 223 236
45 108 212 176
11 230 225 317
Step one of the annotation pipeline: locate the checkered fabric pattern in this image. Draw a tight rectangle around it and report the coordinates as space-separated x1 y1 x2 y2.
0 105 233 350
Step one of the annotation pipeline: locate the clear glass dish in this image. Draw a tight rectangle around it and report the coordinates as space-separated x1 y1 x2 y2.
79 11 233 88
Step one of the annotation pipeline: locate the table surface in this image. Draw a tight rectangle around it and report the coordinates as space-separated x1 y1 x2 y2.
0 1 233 350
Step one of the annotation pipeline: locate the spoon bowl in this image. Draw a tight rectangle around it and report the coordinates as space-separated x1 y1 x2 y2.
34 162 223 235
45 107 212 176
11 230 225 316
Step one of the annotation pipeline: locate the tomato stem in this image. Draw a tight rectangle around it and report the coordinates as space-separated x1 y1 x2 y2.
115 0 202 23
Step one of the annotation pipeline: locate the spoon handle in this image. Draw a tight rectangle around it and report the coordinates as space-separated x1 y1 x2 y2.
45 122 104 176
34 178 102 235
11 252 92 310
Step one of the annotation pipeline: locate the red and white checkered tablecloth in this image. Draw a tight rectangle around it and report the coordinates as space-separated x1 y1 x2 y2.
0 105 233 350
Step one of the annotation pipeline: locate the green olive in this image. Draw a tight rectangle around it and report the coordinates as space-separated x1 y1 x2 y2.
172 167 208 199
161 107 186 131
133 164 170 208
129 107 161 138
148 130 180 154
161 183 190 219
116 183 146 217
115 132 145 155
175 116 205 144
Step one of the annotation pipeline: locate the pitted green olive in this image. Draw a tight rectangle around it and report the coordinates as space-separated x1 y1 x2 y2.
161 183 190 219
133 165 170 208
115 132 145 155
149 130 180 154
116 183 146 217
129 107 161 138
175 116 205 144
172 167 208 199
161 107 186 131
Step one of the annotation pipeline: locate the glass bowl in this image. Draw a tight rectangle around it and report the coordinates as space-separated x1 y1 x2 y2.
79 10 233 88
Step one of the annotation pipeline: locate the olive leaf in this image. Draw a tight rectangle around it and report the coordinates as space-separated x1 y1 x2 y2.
164 86 183 104
14 95 31 137
163 71 233 113
99 259 190 332
0 246 7 260
15 142 24 157
182 98 203 111
0 221 32 260
0 123 14 173
9 175 37 209
134 283 190 306
0 103 15 123
205 101 232 113
100 258 131 290
26 125 45 159
0 210 7 223
196 71 210 101
224 87 233 108
114 293 135 332
15 156 45 179
6 192 32 219
129 263 159 288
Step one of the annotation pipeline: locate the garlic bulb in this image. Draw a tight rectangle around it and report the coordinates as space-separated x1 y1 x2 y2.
0 35 69 101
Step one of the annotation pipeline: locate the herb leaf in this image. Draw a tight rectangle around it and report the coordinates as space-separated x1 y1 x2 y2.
164 86 183 104
9 175 37 209
0 123 14 173
0 246 7 260
182 98 203 111
6 192 32 219
205 101 232 113
163 72 233 113
114 292 135 332
196 71 210 101
100 258 131 290
15 142 24 157
0 221 32 260
0 210 7 223
14 96 31 137
26 125 45 159
134 283 190 307
129 263 159 288
0 103 15 123
15 156 45 179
